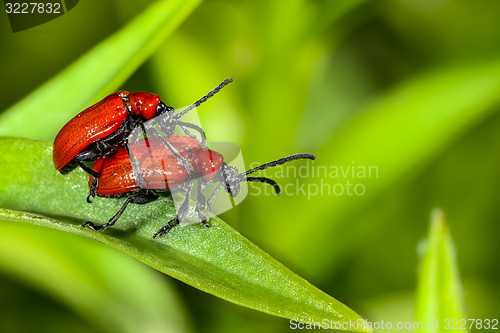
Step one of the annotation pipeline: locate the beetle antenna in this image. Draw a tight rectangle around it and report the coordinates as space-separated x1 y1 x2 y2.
176 78 233 119
241 154 315 176
244 176 281 195
208 154 315 203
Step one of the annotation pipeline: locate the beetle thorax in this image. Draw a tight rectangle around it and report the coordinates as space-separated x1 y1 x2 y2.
129 92 162 119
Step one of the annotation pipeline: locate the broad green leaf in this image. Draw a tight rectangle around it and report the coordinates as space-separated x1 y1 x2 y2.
415 209 468 332
0 220 189 333
0 137 369 332
0 0 201 140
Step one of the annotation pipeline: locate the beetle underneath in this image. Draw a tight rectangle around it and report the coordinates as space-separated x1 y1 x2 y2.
83 136 315 238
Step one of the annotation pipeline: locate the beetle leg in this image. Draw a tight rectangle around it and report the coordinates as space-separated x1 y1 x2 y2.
195 181 210 228
153 181 192 238
176 121 207 147
123 133 148 188
134 124 196 176
199 218 210 228
86 155 107 203
153 217 179 238
196 181 207 211
179 126 197 140
139 121 150 141
87 177 98 203
95 140 119 153
207 183 223 209
126 143 147 188
77 161 100 178
83 194 157 231
163 138 196 174
148 128 196 175
177 181 194 224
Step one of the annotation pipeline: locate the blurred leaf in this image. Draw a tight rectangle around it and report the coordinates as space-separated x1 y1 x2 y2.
246 0 370 154
415 209 468 332
146 0 370 149
0 220 188 333
0 137 369 332
0 0 201 140
254 59 500 274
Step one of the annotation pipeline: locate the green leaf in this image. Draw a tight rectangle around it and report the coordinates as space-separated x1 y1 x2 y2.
0 0 201 140
255 59 500 272
0 220 189 333
0 137 369 332
415 209 468 332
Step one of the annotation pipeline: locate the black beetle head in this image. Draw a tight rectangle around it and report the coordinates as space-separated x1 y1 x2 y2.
220 164 241 197
154 102 176 136
155 101 175 117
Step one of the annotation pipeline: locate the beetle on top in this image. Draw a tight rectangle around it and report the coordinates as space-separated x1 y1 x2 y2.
52 78 233 178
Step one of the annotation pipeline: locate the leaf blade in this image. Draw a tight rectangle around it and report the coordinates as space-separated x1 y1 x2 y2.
0 137 369 332
0 0 201 140
0 213 189 333
415 209 469 333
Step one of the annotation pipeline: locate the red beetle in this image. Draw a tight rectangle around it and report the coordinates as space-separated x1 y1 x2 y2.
53 79 233 177
83 136 315 238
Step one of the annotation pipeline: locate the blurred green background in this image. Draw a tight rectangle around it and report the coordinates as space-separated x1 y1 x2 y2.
1 0 499 332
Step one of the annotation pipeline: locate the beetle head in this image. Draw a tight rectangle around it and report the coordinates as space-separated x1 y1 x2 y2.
212 154 316 200
156 101 175 117
219 164 241 197
154 102 176 136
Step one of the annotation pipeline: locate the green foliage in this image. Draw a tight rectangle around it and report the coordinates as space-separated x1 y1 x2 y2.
0 138 368 331
270 59 500 270
0 220 189 333
416 209 468 332
0 0 201 139
1 0 499 332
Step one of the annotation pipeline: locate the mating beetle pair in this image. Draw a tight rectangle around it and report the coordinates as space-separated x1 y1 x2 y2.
53 79 233 177
53 79 315 237
84 135 314 237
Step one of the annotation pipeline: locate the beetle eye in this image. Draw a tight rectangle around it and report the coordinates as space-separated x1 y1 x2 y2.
156 102 174 116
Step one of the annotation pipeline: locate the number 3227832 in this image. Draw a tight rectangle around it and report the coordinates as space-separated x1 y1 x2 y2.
5 3 61 14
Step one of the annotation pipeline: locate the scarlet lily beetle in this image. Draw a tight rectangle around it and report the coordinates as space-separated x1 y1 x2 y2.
52 78 233 177
83 135 315 238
